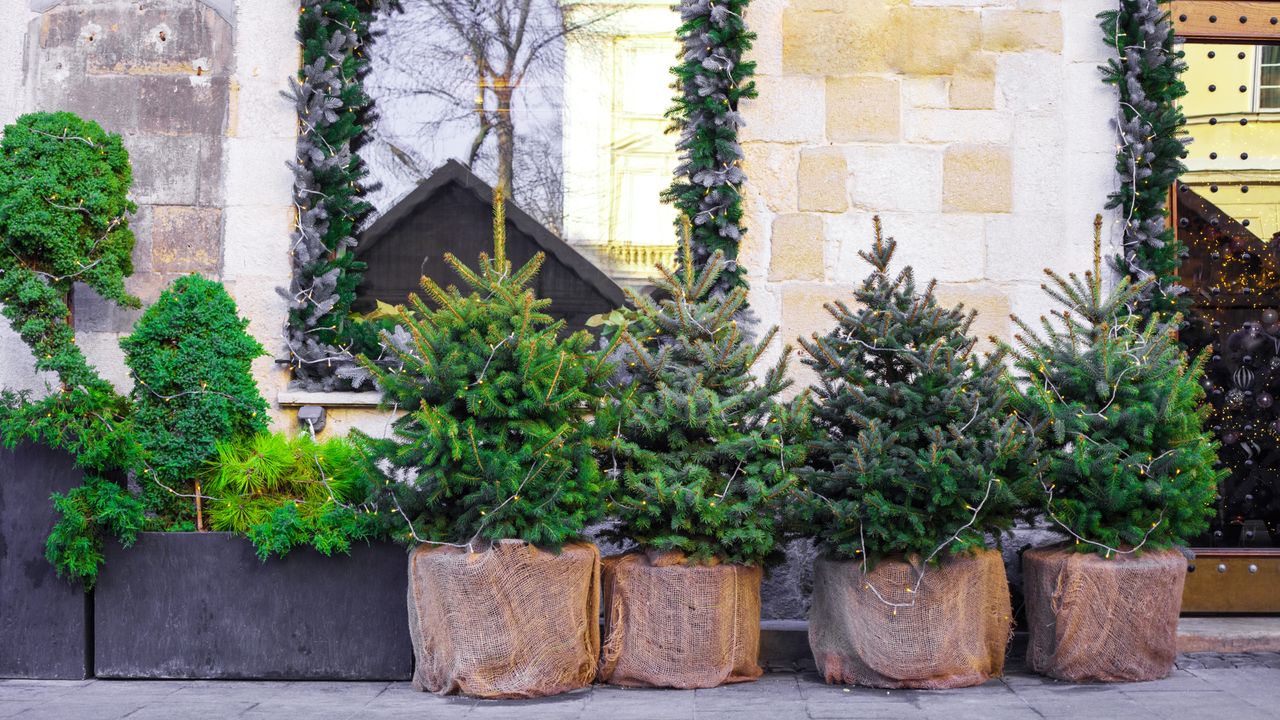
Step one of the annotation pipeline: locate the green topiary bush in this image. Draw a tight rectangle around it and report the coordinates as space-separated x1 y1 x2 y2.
798 218 1028 564
1005 246 1221 555
353 191 616 548
598 236 809 566
0 112 143 586
203 432 374 560
121 274 269 527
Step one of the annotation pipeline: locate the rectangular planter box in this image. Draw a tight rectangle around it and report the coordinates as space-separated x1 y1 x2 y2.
94 532 412 680
0 443 91 679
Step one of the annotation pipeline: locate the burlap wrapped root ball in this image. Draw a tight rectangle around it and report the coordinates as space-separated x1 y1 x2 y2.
809 549 1013 689
599 551 763 688
1023 546 1186 682
407 540 601 698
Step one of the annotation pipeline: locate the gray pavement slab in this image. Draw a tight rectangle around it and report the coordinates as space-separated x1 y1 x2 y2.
2 654 1280 718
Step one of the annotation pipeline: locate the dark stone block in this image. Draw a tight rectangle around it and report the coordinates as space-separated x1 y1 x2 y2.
94 532 413 680
0 443 91 679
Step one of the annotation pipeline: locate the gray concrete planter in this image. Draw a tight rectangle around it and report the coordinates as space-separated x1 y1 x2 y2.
0 443 92 679
94 532 412 680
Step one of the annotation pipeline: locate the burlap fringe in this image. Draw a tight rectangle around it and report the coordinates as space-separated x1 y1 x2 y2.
808 549 1013 689
599 551 763 688
1023 545 1185 683
406 540 601 698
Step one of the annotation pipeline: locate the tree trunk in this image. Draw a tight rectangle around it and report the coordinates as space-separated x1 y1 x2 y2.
494 82 516 193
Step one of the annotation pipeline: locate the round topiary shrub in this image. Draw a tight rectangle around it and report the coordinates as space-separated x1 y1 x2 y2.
121 274 268 527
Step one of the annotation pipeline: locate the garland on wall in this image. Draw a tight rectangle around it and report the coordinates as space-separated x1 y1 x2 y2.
284 0 395 391
665 0 757 296
1099 0 1190 317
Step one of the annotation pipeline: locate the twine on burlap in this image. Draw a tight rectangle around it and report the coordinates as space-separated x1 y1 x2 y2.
406 540 601 698
599 551 763 688
808 549 1013 689
1023 545 1185 683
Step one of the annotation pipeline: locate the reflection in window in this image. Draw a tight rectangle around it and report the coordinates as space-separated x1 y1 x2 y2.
1259 45 1280 111
360 0 679 290
1177 42 1280 548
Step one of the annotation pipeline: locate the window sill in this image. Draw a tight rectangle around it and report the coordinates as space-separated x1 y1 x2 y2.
276 391 384 409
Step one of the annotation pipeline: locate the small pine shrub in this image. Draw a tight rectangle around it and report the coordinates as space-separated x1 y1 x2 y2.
353 190 616 548
203 432 373 560
1005 245 1221 554
121 274 268 526
599 235 809 566
798 218 1028 564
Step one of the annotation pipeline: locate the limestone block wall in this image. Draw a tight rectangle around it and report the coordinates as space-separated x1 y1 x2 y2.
740 0 1123 378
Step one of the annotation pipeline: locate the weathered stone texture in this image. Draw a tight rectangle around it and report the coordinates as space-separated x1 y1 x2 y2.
797 148 849 213
26 0 233 342
770 214 826 281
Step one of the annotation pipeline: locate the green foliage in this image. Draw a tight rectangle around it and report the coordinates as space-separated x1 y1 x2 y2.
203 432 374 560
45 474 145 589
121 274 268 525
0 111 142 587
1098 1 1189 317
286 0 397 386
1005 260 1221 554
600 237 809 566
664 0 757 294
354 192 616 547
798 218 1028 563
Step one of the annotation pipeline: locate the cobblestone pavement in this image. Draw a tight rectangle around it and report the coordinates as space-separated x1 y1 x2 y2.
2 654 1278 719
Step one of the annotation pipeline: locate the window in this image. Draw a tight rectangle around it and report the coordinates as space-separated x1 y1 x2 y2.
360 0 680 295
1257 44 1280 110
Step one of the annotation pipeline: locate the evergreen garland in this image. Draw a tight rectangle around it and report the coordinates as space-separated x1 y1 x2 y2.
284 0 395 390
600 236 809 567
664 0 757 295
1099 0 1189 317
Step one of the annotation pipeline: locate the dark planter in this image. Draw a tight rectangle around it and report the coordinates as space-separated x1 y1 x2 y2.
94 532 412 680
0 442 91 679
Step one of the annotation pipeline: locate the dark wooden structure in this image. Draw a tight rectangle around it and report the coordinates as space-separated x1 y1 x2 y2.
357 161 626 334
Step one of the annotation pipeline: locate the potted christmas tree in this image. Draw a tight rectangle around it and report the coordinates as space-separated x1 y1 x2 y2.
597 235 808 688
799 218 1026 689
1007 225 1220 682
353 190 617 698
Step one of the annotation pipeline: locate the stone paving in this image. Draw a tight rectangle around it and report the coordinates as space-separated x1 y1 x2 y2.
2 654 1279 719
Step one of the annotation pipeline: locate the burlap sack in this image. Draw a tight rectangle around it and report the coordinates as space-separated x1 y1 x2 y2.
599 551 763 688
808 549 1012 689
406 540 601 698
1023 545 1185 682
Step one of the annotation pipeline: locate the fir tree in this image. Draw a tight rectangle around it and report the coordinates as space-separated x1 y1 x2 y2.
1005 224 1221 555
121 275 269 528
354 189 617 547
600 234 808 567
799 218 1027 564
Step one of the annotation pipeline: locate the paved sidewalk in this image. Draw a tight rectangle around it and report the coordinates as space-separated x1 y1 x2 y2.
2 654 1279 719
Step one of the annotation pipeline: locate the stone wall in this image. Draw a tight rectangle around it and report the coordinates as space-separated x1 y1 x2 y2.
740 0 1122 383
0 0 296 430
24 0 234 388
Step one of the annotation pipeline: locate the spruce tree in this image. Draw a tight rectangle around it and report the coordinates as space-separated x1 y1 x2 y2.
1005 228 1221 554
799 218 1027 564
600 236 808 567
354 190 617 547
